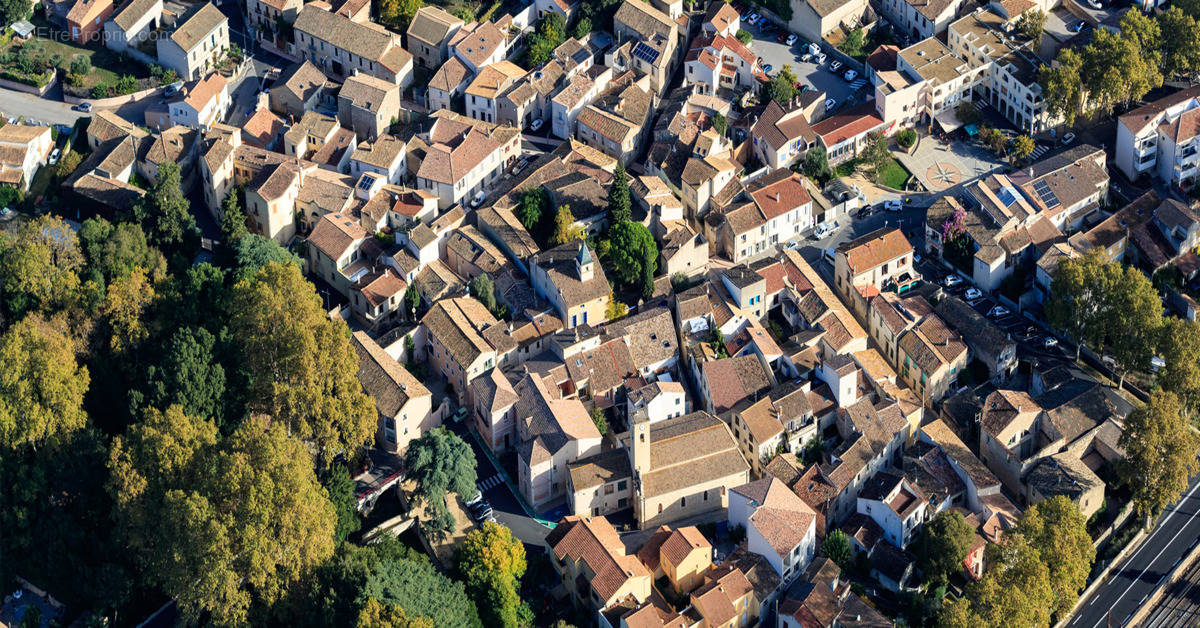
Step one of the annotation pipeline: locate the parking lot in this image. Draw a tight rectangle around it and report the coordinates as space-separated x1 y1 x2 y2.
934 269 1071 362
740 16 867 113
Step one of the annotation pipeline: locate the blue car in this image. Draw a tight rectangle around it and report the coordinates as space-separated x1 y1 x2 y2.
763 64 773 73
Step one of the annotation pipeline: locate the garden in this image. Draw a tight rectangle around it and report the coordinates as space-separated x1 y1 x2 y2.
0 14 166 98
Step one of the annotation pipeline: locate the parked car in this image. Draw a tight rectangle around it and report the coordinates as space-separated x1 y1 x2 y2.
825 98 836 110
48 149 60 165
812 222 833 239
529 118 544 132
72 102 92 112
943 274 962 287
914 253 922 264
965 287 983 300
748 12 760 22
1042 336 1059 348
763 64 773 73
1062 132 1076 144
1086 0 1101 8
786 34 797 45
0 207 14 222
816 52 827 63
844 69 858 82
465 490 484 507
829 60 842 72
988 305 1010 318
801 53 812 62
777 33 788 42
882 199 902 211
1069 20 1086 32
469 190 486 208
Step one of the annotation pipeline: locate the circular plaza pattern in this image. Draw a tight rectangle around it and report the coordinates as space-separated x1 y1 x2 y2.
924 162 962 190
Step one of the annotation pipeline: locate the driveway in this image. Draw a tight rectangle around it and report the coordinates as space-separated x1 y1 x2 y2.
0 85 85 126
743 20 864 112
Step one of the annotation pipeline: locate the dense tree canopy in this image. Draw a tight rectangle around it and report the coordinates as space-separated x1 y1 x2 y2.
108 408 337 625
456 522 530 627
362 555 482 627
0 315 89 449
230 262 375 463
915 510 975 587
1159 318 1200 413
234 234 302 280
139 326 228 428
0 215 82 319
405 427 477 538
940 534 1054 628
1121 391 1200 522
1014 496 1094 618
764 65 799 107
607 221 657 299
132 162 198 254
607 164 631 225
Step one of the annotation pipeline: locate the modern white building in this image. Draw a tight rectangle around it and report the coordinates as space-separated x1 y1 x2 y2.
729 477 818 581
1115 86 1200 189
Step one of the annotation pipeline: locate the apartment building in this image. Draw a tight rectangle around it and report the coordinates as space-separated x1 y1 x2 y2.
729 478 818 580
575 76 655 166
166 73 230 129
833 227 918 320
156 3 229 81
880 0 965 40
414 111 520 209
947 9 1054 134
351 331 435 452
407 6 465 69
464 61 526 124
875 38 982 131
293 4 414 86
1115 86 1200 189
420 296 516 402
337 73 402 141
611 0 679 96
529 240 612 328
245 0 302 46
751 99 816 170
811 103 889 165
683 33 764 95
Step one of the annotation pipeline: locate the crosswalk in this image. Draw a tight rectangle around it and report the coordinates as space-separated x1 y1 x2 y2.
849 79 867 91
1029 144 1050 160
478 475 503 492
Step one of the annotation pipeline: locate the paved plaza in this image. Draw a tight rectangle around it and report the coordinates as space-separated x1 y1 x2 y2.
895 134 1008 192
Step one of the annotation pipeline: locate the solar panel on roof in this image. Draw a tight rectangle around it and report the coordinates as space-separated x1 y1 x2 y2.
1032 180 1059 208
632 42 660 64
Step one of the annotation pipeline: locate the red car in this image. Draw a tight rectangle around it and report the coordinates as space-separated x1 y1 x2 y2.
777 33 788 42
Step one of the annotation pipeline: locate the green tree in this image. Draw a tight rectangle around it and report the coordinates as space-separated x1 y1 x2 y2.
607 221 657 297
764 64 799 107
1016 9 1047 41
1106 262 1162 388
859 133 892 179
132 161 197 253
1011 135 1036 162
362 557 482 627
712 112 728 137
324 464 362 544
607 163 631 225
379 0 423 32
0 0 31 26
946 533 1054 628
551 205 584 246
234 234 302 281
405 427 477 539
221 189 248 243
0 215 82 319
591 406 608 436
1045 250 1118 360
470 273 497 314
516 187 547 232
1040 48 1085 127
78 217 166 285
822 529 851 569
230 262 376 464
1080 25 1161 116
356 598 434 628
0 316 89 450
68 54 90 77
456 521 528 628
1014 496 1095 619
803 145 829 180
605 293 628 319
1161 8 1200 79
525 14 566 67
55 150 82 179
839 28 864 57
570 17 591 40
99 269 156 356
1158 318 1200 413
404 282 421 319
141 327 228 428
108 408 337 625
735 29 752 45
914 510 974 587
1120 391 1200 524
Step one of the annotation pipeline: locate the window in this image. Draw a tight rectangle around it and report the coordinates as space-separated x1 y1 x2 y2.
681 496 686 507
604 484 615 495
617 480 627 491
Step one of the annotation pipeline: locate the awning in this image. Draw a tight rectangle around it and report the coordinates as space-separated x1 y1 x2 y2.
936 109 965 133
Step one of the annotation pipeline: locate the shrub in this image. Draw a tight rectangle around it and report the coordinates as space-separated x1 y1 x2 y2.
896 128 917 149
736 29 752 45
90 82 109 98
116 74 138 94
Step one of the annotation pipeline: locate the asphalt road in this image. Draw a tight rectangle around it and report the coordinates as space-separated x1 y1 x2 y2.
0 84 85 126
1141 555 1200 628
1069 475 1200 628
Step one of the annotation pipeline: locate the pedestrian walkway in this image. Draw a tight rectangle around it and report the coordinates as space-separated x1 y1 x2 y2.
478 474 503 492
1028 143 1050 161
849 79 866 90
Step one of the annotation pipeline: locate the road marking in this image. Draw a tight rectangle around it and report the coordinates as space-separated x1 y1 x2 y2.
1089 479 1200 628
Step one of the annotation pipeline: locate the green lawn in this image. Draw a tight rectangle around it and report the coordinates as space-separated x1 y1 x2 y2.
876 158 911 189
0 15 150 89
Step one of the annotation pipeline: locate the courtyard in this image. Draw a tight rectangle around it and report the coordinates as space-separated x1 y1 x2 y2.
894 132 1009 192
